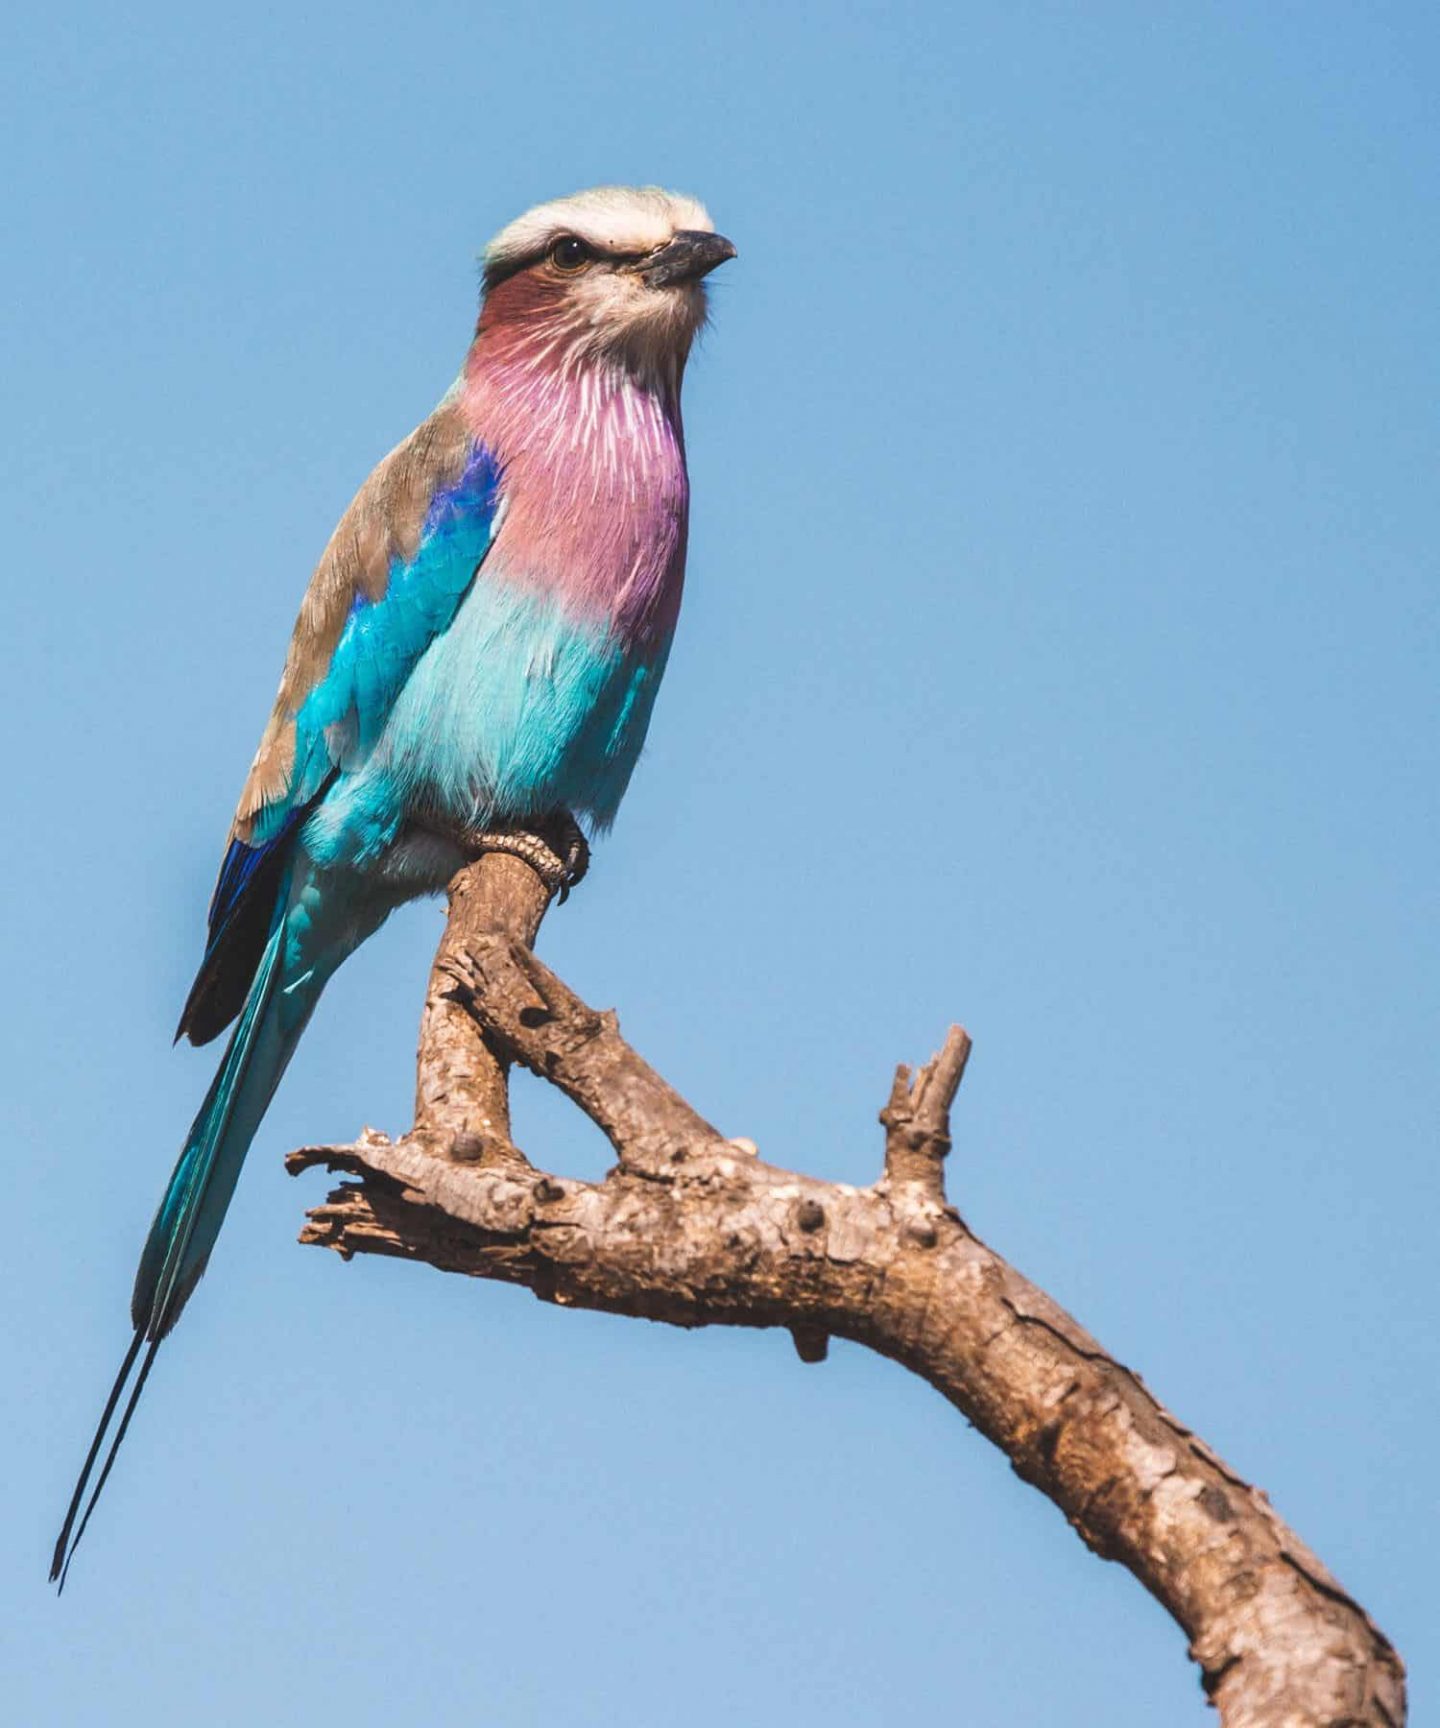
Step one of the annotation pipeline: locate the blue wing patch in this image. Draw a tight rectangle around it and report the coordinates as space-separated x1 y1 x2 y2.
209 824 291 938
180 439 503 1044
254 441 504 842
177 815 306 1046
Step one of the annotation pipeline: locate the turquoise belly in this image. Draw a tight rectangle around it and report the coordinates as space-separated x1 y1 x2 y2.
303 578 670 868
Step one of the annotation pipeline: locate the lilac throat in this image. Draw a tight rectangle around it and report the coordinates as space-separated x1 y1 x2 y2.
458 343 691 650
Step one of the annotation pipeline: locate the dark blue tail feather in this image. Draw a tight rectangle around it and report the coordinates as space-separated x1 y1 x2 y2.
52 894 292 1588
48 1328 145 1585
50 1331 159 1591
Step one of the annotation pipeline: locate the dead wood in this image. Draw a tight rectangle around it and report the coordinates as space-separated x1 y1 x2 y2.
288 851 1405 1728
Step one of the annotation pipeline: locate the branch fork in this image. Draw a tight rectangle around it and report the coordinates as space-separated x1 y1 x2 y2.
287 850 1405 1728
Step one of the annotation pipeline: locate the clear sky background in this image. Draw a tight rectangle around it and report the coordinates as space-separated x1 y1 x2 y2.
3 3 1435 1723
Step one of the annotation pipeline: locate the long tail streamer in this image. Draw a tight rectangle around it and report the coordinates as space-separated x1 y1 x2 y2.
51 911 294 1588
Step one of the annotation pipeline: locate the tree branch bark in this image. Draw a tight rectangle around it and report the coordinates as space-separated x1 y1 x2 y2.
287 853 1405 1728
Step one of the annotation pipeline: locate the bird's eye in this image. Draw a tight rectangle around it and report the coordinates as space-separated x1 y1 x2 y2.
548 235 593 273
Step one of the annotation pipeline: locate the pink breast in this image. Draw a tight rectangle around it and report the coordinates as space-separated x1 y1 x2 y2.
461 353 690 651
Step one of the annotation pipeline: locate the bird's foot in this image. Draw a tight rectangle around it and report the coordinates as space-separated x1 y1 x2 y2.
539 811 591 899
456 812 590 903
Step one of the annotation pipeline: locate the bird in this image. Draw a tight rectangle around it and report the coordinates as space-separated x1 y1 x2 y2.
51 185 735 1586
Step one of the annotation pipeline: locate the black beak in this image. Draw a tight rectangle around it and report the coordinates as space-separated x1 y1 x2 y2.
639 230 737 287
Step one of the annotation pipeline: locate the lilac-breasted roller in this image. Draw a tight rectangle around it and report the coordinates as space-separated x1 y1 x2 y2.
52 186 735 1584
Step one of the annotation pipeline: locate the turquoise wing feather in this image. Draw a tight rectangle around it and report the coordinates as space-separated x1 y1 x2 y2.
179 406 502 1044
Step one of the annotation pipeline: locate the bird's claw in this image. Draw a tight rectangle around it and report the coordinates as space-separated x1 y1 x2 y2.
454 812 590 902
547 813 591 902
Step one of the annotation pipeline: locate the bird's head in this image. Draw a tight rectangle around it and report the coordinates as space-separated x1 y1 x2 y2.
475 186 735 384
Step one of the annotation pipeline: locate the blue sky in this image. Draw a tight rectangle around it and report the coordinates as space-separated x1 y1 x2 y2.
3 3 1435 1722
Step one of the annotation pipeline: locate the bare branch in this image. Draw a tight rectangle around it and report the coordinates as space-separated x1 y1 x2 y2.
288 853 1405 1728
880 1023 972 1193
412 850 552 1153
